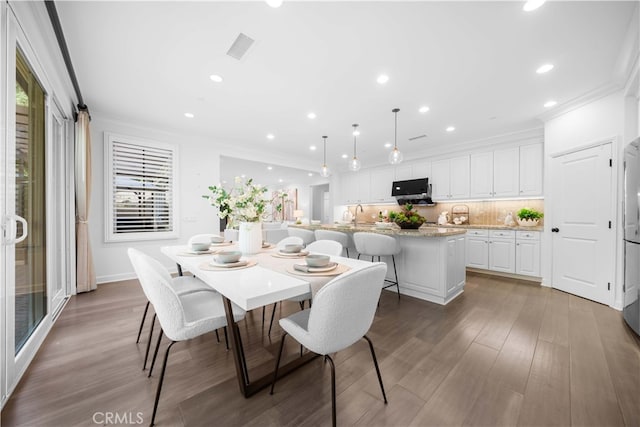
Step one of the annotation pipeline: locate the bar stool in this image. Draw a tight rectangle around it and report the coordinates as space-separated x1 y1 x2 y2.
352 232 401 299
314 229 351 258
288 228 315 245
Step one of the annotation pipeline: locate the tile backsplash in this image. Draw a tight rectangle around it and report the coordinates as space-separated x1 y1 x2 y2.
345 199 544 226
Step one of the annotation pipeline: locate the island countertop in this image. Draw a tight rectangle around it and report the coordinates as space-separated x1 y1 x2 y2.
289 223 467 237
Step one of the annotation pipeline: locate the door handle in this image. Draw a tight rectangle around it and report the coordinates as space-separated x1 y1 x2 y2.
551 227 560 233
4 215 28 244
14 215 28 243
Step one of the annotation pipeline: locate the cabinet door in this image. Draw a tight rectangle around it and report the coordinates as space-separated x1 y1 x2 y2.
519 143 543 196
449 156 470 199
466 237 489 269
489 238 516 273
431 159 451 200
341 173 358 204
370 168 395 202
355 170 371 202
469 152 493 198
395 165 413 181
412 160 431 179
493 147 520 197
516 240 541 276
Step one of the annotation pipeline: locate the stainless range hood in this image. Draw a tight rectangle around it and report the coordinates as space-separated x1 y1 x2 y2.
391 178 435 206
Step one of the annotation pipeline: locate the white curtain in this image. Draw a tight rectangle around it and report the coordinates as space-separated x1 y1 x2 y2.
75 110 96 292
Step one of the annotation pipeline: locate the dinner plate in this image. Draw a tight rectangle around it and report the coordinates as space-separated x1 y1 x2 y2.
293 262 338 273
275 250 309 257
210 241 233 247
210 258 249 268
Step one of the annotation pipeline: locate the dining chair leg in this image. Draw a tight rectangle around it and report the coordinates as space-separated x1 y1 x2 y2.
148 330 164 378
143 314 156 370
392 255 400 300
270 332 287 395
345 248 350 258
299 301 305 310
268 303 278 336
151 341 176 427
363 335 387 404
357 254 361 260
223 326 229 350
262 306 266 330
215 329 220 343
136 301 150 343
176 263 183 276
325 354 337 427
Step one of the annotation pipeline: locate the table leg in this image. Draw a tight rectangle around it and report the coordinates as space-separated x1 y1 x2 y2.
222 296 319 398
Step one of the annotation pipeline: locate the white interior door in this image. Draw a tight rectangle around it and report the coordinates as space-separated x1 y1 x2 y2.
551 143 614 305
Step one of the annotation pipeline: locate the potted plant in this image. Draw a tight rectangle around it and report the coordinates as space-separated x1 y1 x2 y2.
390 204 426 229
516 207 543 226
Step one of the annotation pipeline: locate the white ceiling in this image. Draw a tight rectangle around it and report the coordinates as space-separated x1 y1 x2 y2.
220 155 329 189
57 1 636 172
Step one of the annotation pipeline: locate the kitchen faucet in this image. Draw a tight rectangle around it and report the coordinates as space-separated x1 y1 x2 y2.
353 204 364 226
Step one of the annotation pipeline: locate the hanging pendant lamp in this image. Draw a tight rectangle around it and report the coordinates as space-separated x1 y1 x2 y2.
348 124 361 172
389 108 403 165
320 135 331 177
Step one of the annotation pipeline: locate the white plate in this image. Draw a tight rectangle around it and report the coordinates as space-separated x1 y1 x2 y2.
293 262 338 273
277 250 309 257
210 258 249 268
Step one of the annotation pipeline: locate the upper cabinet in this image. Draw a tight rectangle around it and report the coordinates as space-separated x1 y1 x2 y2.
519 143 543 196
469 152 494 198
394 165 413 181
340 170 371 204
493 147 520 197
370 167 395 203
432 156 470 200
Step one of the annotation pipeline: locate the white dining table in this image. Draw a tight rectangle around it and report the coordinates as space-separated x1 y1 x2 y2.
160 243 372 397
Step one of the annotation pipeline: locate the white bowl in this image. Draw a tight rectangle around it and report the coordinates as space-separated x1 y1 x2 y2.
216 251 242 263
210 235 225 243
517 218 540 227
306 254 330 267
283 244 303 253
190 242 210 251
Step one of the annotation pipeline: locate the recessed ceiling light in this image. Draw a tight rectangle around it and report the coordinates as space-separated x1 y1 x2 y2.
209 74 223 83
267 166 273 170
446 126 455 132
241 174 246 178
266 133 275 140
536 64 554 74
377 74 389 84
307 112 316 119
310 145 317 151
308 173 313 177
384 142 392 148
222 180 227 184
544 100 557 108
523 0 545 12
278 178 284 183
266 0 283 8
184 112 194 118
341 154 348 159
419 106 430 114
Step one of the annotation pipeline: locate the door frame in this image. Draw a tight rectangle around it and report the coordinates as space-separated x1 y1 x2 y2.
548 138 618 307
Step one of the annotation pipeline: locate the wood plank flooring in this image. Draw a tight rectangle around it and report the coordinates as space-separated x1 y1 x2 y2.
2 272 639 426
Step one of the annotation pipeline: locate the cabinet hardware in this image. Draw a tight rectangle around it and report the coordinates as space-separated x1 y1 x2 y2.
551 227 559 232
608 282 611 291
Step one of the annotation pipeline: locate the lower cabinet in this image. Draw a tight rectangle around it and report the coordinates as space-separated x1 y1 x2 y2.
465 228 541 277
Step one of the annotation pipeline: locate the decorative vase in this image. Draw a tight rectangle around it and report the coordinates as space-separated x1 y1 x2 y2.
517 218 540 227
238 221 262 255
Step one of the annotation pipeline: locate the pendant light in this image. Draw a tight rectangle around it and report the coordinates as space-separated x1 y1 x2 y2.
320 135 331 177
348 124 361 172
388 108 403 165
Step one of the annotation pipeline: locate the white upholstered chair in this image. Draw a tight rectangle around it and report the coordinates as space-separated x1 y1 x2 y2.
314 229 351 258
353 232 401 299
288 228 315 245
128 249 215 368
266 239 344 335
275 235 304 249
127 248 246 426
270 262 388 426
187 233 221 245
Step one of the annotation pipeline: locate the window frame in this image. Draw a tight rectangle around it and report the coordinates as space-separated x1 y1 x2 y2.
104 132 179 242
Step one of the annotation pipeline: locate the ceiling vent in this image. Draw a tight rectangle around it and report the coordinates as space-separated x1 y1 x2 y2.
408 134 427 141
227 33 255 60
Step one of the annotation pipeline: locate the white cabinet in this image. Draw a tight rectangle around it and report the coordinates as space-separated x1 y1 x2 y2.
356 171 371 203
493 147 520 197
412 160 431 179
519 143 543 196
394 165 413 181
340 173 358 204
516 231 541 276
465 229 489 269
488 230 516 273
469 148 519 198
370 168 395 203
432 156 470 200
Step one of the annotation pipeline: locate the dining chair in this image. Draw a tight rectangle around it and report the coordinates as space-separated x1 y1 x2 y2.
353 232 401 299
314 229 351 257
275 235 304 249
288 228 316 245
187 233 221 245
128 249 217 369
270 262 389 426
266 239 344 335
127 248 246 426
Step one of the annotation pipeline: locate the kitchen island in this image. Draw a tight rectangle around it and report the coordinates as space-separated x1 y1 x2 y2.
290 224 467 305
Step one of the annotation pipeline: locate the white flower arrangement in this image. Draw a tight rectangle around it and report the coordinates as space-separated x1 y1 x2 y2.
203 176 268 227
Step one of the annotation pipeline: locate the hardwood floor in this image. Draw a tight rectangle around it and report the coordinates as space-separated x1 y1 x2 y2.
2 272 639 426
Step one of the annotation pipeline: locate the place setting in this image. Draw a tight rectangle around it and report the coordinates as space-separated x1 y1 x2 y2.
286 254 350 277
209 235 233 248
271 243 309 259
199 250 257 271
178 242 219 256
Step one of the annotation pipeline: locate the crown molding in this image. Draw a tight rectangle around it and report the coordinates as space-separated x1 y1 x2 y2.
537 82 623 123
